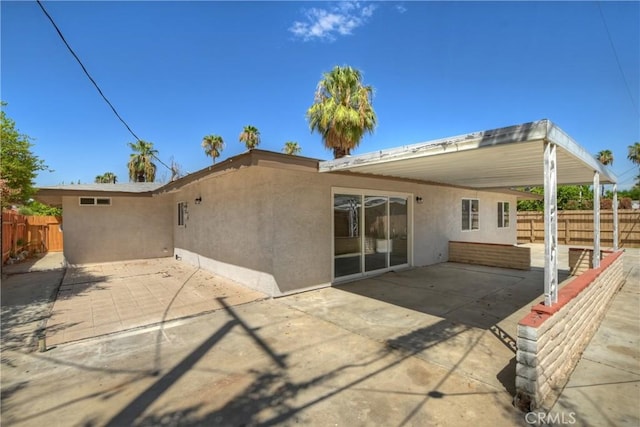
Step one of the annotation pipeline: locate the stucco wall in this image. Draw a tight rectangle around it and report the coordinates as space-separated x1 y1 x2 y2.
172 161 519 295
62 195 173 264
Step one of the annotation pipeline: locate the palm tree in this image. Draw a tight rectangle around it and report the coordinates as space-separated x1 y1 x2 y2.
306 65 377 159
95 172 117 183
596 150 614 197
628 142 640 165
127 140 158 182
239 125 260 150
629 142 640 188
596 150 614 167
283 141 301 155
202 134 224 164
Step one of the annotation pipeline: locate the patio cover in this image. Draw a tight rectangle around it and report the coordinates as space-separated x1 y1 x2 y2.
318 119 616 188
320 119 619 307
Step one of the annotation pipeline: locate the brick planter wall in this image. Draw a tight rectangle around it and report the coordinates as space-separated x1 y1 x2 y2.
448 241 530 270
515 251 625 411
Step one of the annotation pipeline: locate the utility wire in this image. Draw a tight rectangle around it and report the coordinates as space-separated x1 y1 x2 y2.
36 0 172 172
597 1 640 118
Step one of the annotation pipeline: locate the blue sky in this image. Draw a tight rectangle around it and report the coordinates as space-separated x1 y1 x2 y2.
2 1 639 188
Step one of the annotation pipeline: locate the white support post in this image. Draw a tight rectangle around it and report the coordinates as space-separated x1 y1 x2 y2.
593 172 601 268
544 142 558 306
613 183 619 251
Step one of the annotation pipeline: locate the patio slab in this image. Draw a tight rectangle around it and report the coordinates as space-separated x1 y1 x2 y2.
1 245 637 426
45 258 267 346
283 262 543 394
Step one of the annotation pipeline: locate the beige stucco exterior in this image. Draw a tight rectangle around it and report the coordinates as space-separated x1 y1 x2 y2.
60 194 173 264
41 151 518 295
169 151 518 296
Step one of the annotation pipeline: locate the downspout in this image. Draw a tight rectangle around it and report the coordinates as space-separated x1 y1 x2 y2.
593 171 601 268
612 183 619 251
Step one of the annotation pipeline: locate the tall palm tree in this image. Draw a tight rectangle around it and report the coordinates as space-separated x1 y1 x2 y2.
306 65 377 158
629 142 640 188
127 140 158 182
596 150 614 197
239 125 260 150
202 134 224 164
628 142 640 165
283 141 301 155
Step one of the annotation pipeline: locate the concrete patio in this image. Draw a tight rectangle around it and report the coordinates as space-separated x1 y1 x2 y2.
46 258 266 346
282 258 570 396
1 245 637 426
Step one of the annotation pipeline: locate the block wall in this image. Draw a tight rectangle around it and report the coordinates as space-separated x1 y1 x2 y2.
568 248 613 276
448 241 530 270
515 251 625 410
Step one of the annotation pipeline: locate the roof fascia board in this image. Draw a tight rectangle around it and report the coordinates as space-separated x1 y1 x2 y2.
36 189 156 197
546 122 617 184
319 120 549 173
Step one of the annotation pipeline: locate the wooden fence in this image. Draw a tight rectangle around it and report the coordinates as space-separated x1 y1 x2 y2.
2 211 63 263
517 210 640 248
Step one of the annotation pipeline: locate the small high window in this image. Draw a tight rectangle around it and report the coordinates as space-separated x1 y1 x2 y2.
462 199 479 231
79 197 111 206
498 202 510 228
178 202 186 226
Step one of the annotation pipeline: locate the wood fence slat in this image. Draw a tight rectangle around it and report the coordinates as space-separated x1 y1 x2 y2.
517 210 640 248
2 211 64 263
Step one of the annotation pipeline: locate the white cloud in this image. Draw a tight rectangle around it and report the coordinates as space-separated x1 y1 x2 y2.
290 1 378 42
395 4 407 14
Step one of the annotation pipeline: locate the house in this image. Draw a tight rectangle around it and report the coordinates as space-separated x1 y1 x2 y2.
37 119 627 408
35 119 617 299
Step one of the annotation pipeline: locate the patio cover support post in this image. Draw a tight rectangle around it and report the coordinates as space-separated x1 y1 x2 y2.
613 183 619 251
593 171 601 268
544 141 558 306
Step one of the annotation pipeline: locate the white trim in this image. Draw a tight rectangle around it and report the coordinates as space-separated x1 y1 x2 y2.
78 196 111 206
331 187 413 283
497 201 510 228
461 198 480 231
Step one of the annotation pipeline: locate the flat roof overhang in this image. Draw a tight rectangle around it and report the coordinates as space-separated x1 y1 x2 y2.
319 120 617 188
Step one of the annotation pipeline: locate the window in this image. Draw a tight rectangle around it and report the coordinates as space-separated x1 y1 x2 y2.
178 202 186 226
79 197 111 206
462 198 479 231
498 202 510 228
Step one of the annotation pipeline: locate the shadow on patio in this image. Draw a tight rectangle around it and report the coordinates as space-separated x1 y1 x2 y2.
285 260 570 400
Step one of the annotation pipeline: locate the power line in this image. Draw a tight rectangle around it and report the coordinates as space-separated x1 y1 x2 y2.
597 1 640 118
35 0 172 172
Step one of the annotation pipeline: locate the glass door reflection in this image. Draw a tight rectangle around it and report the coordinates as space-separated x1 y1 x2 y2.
365 196 388 272
334 194 362 278
389 197 408 266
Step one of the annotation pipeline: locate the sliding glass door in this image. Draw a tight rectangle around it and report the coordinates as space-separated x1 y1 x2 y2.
334 190 410 280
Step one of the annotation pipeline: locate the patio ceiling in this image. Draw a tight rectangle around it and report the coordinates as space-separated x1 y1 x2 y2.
319 120 617 188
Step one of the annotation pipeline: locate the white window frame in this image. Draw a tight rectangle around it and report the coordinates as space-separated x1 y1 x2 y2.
331 187 414 283
498 201 510 228
177 201 187 227
461 198 479 231
79 197 111 206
